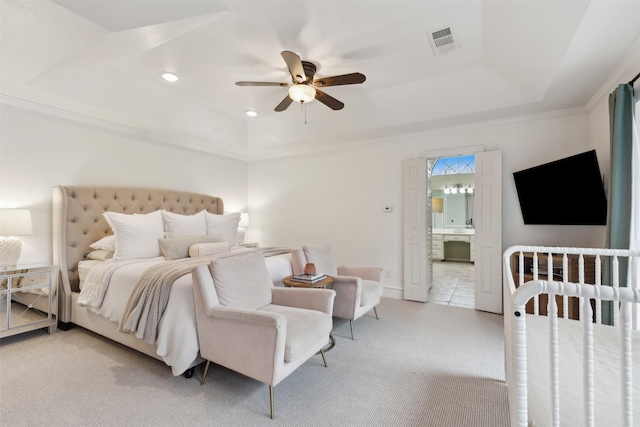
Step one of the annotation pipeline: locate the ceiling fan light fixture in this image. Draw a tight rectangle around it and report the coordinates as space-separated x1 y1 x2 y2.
288 84 316 103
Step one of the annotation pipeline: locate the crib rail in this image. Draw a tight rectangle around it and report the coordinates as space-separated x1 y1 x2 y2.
504 246 640 427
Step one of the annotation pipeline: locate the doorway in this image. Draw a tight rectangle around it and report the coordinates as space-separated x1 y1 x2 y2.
402 148 503 314
427 155 476 309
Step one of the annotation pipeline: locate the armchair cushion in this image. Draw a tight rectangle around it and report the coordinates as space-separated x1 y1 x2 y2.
261 304 331 363
361 279 384 307
302 243 338 276
209 252 273 310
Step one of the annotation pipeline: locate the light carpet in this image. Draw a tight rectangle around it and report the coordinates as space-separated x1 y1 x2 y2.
0 298 508 426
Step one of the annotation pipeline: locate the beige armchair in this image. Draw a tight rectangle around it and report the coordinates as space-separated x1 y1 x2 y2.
292 243 384 340
191 252 335 419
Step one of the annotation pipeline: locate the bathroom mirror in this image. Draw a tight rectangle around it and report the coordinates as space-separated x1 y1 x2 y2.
432 191 474 229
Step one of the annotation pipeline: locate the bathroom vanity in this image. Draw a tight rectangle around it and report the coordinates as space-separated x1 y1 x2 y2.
432 229 474 262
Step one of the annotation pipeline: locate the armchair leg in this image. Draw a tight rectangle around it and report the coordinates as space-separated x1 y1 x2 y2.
350 320 355 340
374 306 379 319
200 360 211 385
320 349 327 367
269 385 274 419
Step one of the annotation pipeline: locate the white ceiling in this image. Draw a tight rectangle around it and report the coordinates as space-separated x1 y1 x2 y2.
2 0 639 159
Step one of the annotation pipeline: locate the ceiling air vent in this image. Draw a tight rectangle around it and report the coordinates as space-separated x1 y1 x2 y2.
429 26 457 56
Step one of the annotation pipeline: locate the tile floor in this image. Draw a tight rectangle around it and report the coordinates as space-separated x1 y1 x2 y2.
428 261 475 309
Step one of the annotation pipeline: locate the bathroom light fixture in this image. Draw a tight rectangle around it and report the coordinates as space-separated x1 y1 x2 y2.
0 209 33 267
444 186 450 194
288 84 316 103
245 110 258 117
160 72 180 82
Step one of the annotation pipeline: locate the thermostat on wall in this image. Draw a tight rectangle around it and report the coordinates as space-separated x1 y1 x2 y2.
383 206 393 212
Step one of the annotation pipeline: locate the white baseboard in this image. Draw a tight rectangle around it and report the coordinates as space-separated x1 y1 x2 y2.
382 286 403 300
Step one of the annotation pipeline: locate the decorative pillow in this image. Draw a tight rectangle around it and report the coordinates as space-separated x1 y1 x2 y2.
103 210 165 261
159 234 225 260
189 242 231 258
85 249 113 261
209 252 272 310
302 243 338 276
162 210 207 237
89 235 116 252
206 212 241 246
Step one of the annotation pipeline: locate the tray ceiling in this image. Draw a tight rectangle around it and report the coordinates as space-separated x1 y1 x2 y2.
1 0 639 159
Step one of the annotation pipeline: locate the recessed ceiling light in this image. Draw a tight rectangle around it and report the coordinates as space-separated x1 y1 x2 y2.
245 110 258 117
161 72 179 82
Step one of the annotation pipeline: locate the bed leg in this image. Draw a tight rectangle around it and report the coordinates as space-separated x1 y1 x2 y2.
183 367 195 379
57 321 75 331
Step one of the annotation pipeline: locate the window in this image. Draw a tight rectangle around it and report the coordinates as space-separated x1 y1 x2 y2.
432 155 475 176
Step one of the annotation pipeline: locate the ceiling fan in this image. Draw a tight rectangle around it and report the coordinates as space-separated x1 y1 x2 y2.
236 51 366 112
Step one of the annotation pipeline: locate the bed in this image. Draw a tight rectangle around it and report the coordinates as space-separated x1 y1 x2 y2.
503 245 640 427
53 186 295 376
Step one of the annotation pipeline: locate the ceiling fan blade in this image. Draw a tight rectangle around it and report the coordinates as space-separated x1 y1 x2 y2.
236 81 289 87
314 72 366 87
274 95 294 112
281 51 306 83
315 89 344 110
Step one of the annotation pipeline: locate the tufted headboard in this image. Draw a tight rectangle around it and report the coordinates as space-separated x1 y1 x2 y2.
52 186 224 322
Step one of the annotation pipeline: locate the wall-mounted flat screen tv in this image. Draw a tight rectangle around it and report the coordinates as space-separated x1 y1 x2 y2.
513 150 607 225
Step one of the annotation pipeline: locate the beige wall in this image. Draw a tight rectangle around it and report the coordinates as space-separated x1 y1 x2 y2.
248 112 603 291
0 104 248 265
2 45 637 290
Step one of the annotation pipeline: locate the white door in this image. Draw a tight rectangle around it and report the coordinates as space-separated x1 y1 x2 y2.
403 158 430 302
473 150 503 314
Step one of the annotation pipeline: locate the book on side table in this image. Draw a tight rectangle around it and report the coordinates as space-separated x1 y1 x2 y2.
291 273 327 284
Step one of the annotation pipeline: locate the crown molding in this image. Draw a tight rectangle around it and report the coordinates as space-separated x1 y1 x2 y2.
0 94 249 162
585 38 640 111
3 92 590 164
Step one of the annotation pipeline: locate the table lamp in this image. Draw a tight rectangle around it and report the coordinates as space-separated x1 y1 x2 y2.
0 209 33 267
237 212 249 244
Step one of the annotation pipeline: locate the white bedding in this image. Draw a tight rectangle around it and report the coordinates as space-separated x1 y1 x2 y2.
77 250 293 376
525 314 640 426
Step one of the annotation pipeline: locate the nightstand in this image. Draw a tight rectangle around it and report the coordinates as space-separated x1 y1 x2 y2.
239 242 258 249
0 264 57 338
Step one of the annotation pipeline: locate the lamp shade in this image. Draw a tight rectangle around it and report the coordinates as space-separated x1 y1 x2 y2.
239 213 249 227
288 84 316 103
0 209 33 236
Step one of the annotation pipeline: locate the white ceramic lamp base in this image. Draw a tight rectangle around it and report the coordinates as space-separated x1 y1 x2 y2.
0 237 22 267
236 228 246 244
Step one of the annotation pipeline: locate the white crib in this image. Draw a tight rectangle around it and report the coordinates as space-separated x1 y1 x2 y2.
503 246 640 427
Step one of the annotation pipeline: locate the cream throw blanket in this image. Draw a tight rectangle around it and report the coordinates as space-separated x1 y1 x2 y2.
118 247 292 343
78 258 148 308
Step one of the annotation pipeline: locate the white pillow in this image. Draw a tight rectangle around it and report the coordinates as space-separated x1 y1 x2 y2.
162 210 207 237
189 242 230 258
206 212 241 246
89 235 116 252
209 252 272 310
86 249 113 261
103 210 165 261
302 243 339 276
159 234 224 260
